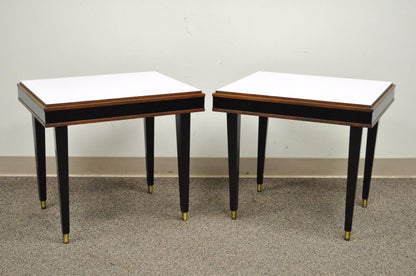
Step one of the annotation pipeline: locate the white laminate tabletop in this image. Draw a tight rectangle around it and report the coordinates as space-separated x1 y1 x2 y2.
21 71 200 105
217 72 393 106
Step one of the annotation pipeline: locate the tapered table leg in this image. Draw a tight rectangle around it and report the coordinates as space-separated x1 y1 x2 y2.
144 117 154 194
257 116 268 192
362 122 379 208
55 126 69 244
344 126 363 240
32 116 47 209
176 113 190 221
227 113 241 219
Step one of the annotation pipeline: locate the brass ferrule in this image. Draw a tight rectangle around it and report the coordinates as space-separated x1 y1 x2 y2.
257 184 262 192
344 231 351 241
63 234 69 244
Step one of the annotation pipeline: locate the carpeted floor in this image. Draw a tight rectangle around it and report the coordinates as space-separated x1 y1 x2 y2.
0 177 415 275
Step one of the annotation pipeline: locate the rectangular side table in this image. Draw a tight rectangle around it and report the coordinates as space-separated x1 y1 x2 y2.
18 71 204 243
213 71 394 240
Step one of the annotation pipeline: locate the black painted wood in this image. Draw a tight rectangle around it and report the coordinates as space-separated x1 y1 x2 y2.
227 113 241 212
214 97 372 126
144 117 155 189
257 116 268 185
176 113 191 214
45 97 204 126
54 126 69 235
344 126 363 233
19 81 205 242
32 116 46 204
362 122 379 202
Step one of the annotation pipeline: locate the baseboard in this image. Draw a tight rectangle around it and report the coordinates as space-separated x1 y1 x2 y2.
1 157 415 177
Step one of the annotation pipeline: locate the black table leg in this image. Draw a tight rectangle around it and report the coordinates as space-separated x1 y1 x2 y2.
176 113 190 221
344 126 363 241
257 116 268 192
32 116 46 209
144 117 154 194
227 113 241 219
362 122 379 208
54 126 69 244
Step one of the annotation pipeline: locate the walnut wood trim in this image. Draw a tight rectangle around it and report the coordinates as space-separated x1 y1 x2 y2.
214 91 375 112
18 82 204 112
44 92 204 111
213 83 394 128
45 108 205 127
212 108 372 127
19 81 205 127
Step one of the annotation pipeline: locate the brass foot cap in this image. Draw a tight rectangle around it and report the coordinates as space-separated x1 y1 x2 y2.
257 184 262 192
148 185 153 194
231 211 237 220
182 212 188 221
362 199 368 208
344 231 351 241
41 201 47 209
63 234 69 244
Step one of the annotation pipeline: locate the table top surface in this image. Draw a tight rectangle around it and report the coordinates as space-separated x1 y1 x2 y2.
216 72 393 106
20 71 200 105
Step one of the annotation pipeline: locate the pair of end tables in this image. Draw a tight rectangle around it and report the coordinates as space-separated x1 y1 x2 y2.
18 71 394 243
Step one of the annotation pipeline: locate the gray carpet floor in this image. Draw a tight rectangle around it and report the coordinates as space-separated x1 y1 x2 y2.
1 177 415 275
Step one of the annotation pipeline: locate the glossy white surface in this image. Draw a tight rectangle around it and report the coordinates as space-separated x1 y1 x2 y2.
21 72 199 105
218 72 392 106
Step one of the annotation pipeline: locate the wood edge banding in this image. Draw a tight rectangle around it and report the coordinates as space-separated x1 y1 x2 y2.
44 91 204 111
18 82 203 112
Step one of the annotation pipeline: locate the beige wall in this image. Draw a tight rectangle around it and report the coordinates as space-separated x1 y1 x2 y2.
1 1 415 161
